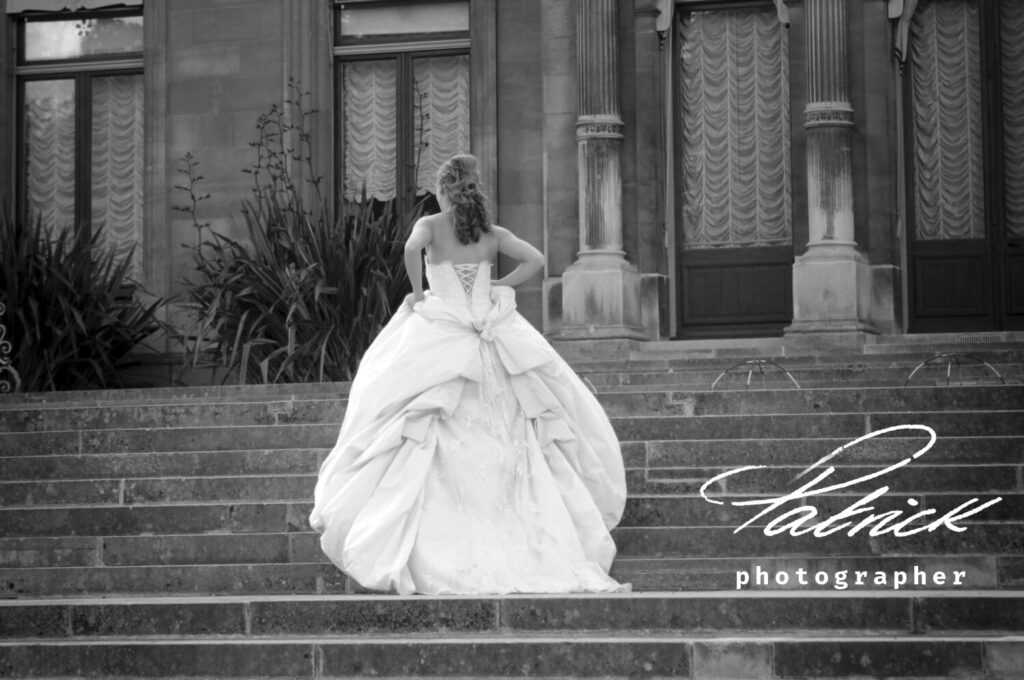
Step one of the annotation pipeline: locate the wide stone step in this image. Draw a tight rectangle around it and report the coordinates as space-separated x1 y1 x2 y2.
4 456 1017 504
0 563 348 598
2 410 1019 456
3 553 1020 597
612 554 1017 591
3 524 1022 571
579 347 1024 372
588 364 1024 390
3 592 1023 638
0 448 327 482
615 524 1024 558
3 384 1020 433
0 435 1018 485
1 480 1017 534
4 633 1017 679
639 435 1024 467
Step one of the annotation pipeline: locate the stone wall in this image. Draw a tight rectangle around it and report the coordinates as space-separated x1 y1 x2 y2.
163 0 289 300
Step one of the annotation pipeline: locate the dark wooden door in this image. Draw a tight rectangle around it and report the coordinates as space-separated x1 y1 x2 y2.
906 0 1024 332
673 6 793 339
677 246 793 339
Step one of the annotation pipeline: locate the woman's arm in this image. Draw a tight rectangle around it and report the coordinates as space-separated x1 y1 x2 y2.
403 218 432 302
492 226 545 288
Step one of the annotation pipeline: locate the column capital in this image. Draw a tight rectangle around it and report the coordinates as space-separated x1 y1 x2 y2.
576 114 625 141
803 102 855 129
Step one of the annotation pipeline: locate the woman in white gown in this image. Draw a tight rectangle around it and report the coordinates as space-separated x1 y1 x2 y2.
309 155 627 595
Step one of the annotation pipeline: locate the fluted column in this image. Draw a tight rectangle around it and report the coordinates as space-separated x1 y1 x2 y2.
787 0 877 335
805 0 855 245
577 0 624 256
560 0 645 340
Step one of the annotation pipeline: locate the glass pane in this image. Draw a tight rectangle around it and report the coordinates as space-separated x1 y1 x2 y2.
23 79 76 233
92 74 144 280
677 9 791 249
339 1 468 38
909 0 985 240
413 54 470 203
24 15 143 61
342 59 398 203
1002 0 1024 239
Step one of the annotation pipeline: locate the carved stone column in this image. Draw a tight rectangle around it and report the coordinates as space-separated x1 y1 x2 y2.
787 0 877 335
560 0 646 340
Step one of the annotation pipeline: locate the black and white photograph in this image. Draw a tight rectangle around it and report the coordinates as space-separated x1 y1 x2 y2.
0 0 1022 678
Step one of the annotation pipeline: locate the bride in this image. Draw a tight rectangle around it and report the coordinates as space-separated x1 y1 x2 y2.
309 154 627 595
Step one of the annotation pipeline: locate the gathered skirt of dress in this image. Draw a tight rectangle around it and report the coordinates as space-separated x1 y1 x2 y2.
309 264 628 595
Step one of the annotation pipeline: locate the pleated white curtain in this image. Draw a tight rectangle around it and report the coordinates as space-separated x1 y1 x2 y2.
342 55 470 203
1002 0 1024 239
342 59 398 202
24 74 144 279
413 54 470 194
678 8 791 249
91 74 144 279
909 0 985 240
24 80 76 233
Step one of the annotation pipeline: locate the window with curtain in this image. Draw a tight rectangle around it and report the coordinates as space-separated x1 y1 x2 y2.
335 1 470 217
676 6 791 249
16 8 144 279
908 0 1024 242
907 0 985 241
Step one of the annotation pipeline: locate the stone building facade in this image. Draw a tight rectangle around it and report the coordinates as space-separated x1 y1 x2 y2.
2 0 1021 357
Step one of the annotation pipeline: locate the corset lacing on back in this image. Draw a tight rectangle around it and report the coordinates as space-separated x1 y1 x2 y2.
452 263 480 301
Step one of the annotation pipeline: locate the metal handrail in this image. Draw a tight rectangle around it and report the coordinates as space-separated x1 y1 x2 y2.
903 352 1005 387
711 358 801 390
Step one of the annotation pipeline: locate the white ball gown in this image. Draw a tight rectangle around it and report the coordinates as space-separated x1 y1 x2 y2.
309 259 628 594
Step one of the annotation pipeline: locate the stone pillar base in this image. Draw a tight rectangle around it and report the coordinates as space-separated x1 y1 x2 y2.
786 243 880 335
559 255 647 340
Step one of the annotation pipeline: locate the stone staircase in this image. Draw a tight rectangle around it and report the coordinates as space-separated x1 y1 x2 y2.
1 342 1023 678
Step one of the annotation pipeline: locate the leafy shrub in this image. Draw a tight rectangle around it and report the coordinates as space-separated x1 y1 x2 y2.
0 211 166 392
180 85 420 383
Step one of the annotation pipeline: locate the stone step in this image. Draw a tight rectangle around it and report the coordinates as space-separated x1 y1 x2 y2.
3 553 1020 598
3 384 1020 433
587 364 1024 390
2 457 1018 505
1 436 1019 483
0 563 349 598
612 554 1016 591
598 385 1024 418
579 347 1024 372
0 481 1018 536
2 410 1020 456
615 524 1024 559
0 448 327 482
613 411 1024 442
639 435 1024 468
3 524 1022 571
3 592 1023 639
3 633 1017 679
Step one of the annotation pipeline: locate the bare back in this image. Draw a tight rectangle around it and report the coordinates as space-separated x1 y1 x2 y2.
423 211 500 265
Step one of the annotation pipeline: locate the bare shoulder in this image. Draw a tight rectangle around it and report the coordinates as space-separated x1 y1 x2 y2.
416 213 443 230
405 213 435 249
489 224 512 241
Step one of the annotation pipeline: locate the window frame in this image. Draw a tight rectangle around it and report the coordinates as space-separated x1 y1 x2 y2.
14 7 143 235
333 0 471 219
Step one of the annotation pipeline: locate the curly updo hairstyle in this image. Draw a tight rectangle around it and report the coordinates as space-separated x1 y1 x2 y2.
436 154 491 245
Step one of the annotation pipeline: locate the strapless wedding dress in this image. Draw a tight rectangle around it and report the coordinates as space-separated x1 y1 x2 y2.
309 261 627 594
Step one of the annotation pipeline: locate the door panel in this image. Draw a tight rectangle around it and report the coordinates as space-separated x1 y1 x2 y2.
673 6 792 338
910 241 994 331
679 246 792 339
906 0 1024 331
